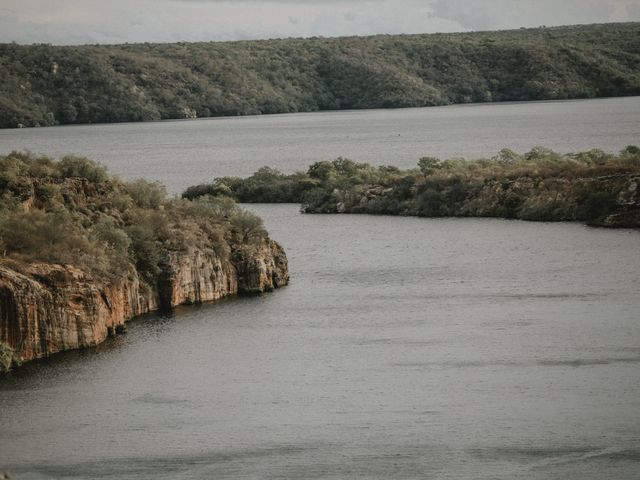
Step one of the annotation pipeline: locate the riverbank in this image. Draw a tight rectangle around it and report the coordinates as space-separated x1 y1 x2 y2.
2 22 639 128
0 152 288 373
188 147 640 228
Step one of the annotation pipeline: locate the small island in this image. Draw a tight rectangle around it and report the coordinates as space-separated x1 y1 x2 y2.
184 146 640 228
0 152 289 373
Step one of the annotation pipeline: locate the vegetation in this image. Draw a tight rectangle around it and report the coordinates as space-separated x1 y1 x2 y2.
1 22 640 128
0 152 269 284
185 147 640 227
0 341 18 373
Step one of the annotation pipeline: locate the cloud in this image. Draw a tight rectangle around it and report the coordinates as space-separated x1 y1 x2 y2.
0 0 462 44
0 0 638 45
430 0 639 31
173 0 378 3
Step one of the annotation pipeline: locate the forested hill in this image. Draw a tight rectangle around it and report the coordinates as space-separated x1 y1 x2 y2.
1 22 639 128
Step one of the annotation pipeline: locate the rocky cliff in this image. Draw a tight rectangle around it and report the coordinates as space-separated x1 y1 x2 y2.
0 152 290 373
0 240 288 371
0 263 156 365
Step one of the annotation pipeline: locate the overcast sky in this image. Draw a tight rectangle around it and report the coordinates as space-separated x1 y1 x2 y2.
1 0 639 45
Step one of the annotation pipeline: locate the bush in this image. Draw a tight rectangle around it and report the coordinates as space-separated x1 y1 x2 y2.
125 224 164 281
126 179 167 209
0 342 17 373
182 182 232 200
59 156 108 182
229 210 264 244
577 189 618 220
35 183 63 205
418 156 442 175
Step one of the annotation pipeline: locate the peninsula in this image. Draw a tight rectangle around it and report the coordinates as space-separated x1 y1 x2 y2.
185 147 640 228
0 152 289 372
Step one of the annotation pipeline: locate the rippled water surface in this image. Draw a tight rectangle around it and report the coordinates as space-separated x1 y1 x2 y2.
1 207 639 479
1 97 639 193
1 99 640 479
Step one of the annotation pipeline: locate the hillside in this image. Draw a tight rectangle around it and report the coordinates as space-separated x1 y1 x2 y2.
1 23 639 128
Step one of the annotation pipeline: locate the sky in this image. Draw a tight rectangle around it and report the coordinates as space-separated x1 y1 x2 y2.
0 0 639 45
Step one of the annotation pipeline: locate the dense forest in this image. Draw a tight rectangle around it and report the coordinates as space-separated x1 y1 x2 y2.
183 147 640 228
1 23 639 128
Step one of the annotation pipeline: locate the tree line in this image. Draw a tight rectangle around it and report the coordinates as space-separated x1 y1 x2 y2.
1 22 639 128
183 146 640 228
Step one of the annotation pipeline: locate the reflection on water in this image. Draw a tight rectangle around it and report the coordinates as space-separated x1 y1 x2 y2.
1 206 639 479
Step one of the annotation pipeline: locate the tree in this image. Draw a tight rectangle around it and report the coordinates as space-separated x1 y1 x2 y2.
418 156 441 175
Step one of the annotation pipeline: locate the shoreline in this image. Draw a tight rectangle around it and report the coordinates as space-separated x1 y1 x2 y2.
3 94 639 131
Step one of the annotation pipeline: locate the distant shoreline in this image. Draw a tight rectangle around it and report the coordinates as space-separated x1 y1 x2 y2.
2 22 638 129
3 94 639 131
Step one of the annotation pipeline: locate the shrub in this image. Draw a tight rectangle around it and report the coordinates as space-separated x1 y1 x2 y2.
35 183 63 206
501 192 524 218
416 189 445 217
59 156 108 182
125 224 163 281
182 182 232 200
418 156 442 175
126 179 167 209
0 342 16 373
621 145 640 155
576 189 618 220
229 210 265 244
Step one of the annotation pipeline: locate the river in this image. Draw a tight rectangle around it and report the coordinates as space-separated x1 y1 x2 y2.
1 97 639 193
0 98 639 479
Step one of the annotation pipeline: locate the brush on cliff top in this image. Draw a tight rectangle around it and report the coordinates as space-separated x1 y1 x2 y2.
0 151 279 280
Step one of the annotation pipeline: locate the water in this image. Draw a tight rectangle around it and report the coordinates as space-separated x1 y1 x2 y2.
1 99 640 479
1 97 639 194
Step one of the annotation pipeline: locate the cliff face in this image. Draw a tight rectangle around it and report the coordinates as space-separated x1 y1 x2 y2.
0 263 156 364
234 241 291 293
159 249 238 307
0 240 288 370
158 240 289 306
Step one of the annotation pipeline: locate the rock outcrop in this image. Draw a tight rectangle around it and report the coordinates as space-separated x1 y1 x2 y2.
0 240 288 371
0 152 291 373
0 263 155 365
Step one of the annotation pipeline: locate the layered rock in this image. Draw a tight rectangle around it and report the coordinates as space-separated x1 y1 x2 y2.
234 241 290 294
159 249 238 307
0 263 157 365
158 239 288 306
0 240 288 371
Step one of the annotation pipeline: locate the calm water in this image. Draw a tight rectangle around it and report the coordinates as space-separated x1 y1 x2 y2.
1 97 639 193
1 99 640 479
